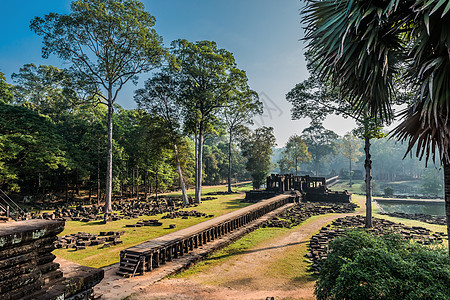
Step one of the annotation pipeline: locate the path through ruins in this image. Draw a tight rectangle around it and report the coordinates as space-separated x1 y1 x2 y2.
57 196 365 299
128 210 362 299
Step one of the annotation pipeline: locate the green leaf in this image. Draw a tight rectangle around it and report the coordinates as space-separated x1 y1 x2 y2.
442 1 450 17
424 13 430 35
429 0 447 15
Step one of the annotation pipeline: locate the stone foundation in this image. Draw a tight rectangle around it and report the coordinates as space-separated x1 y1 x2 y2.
0 219 103 300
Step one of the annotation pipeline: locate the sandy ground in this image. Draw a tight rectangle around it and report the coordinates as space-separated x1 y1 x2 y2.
130 212 359 300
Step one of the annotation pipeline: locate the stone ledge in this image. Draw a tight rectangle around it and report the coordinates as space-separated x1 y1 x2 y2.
0 220 64 249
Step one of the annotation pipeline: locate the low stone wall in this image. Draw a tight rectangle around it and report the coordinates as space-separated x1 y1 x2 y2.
380 211 446 226
306 215 447 274
304 190 351 203
244 190 279 203
0 219 104 300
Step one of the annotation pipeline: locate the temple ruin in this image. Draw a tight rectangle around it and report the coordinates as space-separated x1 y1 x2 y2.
245 174 350 203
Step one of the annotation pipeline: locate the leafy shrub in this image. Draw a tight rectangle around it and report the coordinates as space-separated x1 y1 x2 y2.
384 186 394 197
315 230 450 300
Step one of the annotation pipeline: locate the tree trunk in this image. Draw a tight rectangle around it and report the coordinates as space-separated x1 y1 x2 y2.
228 130 233 193
295 157 298 176
132 167 135 198
136 166 139 199
194 129 198 202
315 161 319 177
144 170 147 200
104 100 113 213
349 158 353 187
195 125 204 204
97 141 101 205
364 135 373 228
443 163 450 267
155 166 159 201
174 144 189 205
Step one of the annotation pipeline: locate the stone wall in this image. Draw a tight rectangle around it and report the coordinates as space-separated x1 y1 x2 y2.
0 219 103 300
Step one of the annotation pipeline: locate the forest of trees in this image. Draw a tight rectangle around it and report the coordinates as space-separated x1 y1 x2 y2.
0 0 275 205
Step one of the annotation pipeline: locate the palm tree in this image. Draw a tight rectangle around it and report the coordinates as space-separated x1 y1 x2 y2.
390 0 450 265
303 0 404 227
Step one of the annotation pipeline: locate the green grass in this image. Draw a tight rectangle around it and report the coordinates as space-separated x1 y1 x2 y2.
54 183 253 268
330 179 365 195
178 226 291 278
178 213 338 281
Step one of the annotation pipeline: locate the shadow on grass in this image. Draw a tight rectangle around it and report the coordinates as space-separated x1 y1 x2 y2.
290 273 318 284
223 199 250 210
207 240 309 262
81 220 106 226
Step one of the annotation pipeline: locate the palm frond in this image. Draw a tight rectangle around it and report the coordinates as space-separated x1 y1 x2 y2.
303 0 407 122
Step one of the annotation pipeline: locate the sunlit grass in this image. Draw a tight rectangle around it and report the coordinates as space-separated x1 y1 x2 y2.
54 183 253 268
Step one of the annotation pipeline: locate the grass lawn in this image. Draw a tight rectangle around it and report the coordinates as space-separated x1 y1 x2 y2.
54 183 253 268
330 179 365 195
177 213 341 284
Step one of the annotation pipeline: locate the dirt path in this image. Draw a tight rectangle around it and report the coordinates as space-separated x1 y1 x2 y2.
131 211 360 300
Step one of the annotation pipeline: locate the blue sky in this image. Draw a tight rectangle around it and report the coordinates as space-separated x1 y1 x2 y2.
0 0 355 145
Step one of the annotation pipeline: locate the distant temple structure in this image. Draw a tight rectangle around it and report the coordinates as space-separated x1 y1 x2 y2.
245 174 350 203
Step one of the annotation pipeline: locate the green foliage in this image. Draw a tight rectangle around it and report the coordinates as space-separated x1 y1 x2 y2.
241 127 276 189
0 72 14 104
420 168 443 197
384 186 394 197
30 0 166 99
301 122 338 176
315 230 450 300
279 134 311 175
31 0 167 211
11 64 74 117
341 133 362 163
0 104 67 192
303 0 403 122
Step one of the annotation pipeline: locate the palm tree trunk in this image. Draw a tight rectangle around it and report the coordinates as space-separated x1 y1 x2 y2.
444 163 450 266
364 135 373 228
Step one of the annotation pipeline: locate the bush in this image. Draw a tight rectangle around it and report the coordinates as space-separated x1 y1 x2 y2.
384 186 394 197
315 230 450 300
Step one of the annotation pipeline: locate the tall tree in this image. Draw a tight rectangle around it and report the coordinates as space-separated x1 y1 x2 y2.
171 39 244 203
301 122 338 176
279 134 311 175
341 133 362 187
31 0 166 213
135 71 190 204
302 0 403 227
223 87 262 192
241 127 277 189
387 0 450 265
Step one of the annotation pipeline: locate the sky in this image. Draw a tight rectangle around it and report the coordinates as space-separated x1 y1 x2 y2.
0 0 356 146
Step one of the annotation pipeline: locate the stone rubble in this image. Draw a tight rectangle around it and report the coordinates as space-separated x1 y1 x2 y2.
307 215 447 274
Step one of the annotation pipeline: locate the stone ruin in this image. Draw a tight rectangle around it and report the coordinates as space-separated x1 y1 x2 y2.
55 231 124 250
245 174 350 203
306 215 447 274
0 219 103 300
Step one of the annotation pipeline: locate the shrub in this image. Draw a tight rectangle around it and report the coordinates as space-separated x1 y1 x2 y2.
384 186 394 197
315 230 450 300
